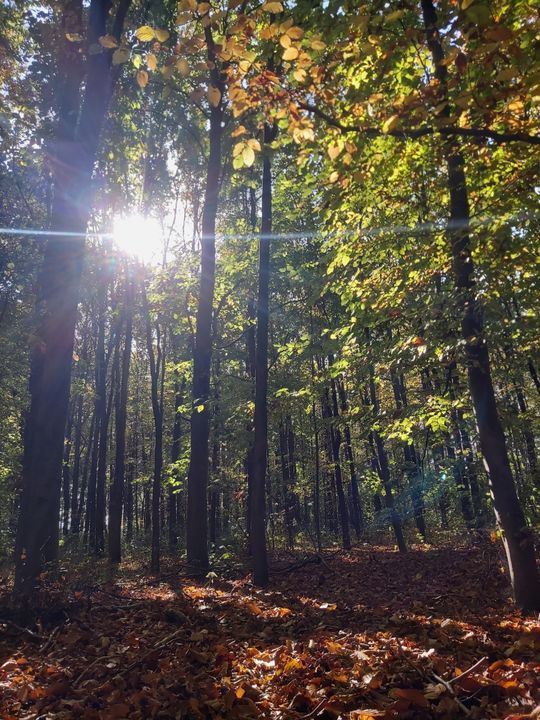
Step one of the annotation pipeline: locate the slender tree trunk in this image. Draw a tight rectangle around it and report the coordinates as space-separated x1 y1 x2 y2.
169 357 185 549
70 394 84 534
421 0 540 610
336 377 363 537
108 272 133 563
96 322 119 555
251 123 275 586
144 285 165 573
62 409 73 535
186 34 224 574
364 339 407 553
328 372 351 550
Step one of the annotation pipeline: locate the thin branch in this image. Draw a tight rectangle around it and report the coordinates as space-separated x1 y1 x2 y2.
300 102 540 146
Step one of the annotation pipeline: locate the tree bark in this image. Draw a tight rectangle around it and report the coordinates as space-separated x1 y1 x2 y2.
251 123 275 586
108 270 133 563
14 0 131 596
186 29 224 574
421 0 540 610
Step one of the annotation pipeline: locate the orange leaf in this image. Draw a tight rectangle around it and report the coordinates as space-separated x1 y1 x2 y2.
392 688 429 707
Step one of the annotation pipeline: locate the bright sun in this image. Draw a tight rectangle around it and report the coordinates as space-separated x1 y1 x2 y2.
113 213 163 264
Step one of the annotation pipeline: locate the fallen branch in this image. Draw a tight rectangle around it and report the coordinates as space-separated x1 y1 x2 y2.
1 620 44 642
449 656 488 686
269 556 322 575
432 672 471 716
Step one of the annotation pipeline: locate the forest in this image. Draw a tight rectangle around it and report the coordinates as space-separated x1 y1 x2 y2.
1 0 540 717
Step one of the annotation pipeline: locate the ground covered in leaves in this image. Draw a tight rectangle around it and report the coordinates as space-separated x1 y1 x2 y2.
1 544 539 720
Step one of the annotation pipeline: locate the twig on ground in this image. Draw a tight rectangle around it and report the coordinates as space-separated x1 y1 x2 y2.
449 656 488 685
269 556 322 575
432 672 471 716
40 624 62 653
73 654 118 687
1 620 44 642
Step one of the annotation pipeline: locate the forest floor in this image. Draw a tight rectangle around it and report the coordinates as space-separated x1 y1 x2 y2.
1 543 539 720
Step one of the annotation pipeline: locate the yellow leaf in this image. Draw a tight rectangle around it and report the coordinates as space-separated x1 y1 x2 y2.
233 141 245 157
287 26 304 40
135 26 155 41
242 145 255 167
382 114 400 133
208 85 221 107
154 29 170 42
247 138 261 151
146 52 157 71
262 2 284 12
176 58 190 75
197 2 211 14
293 68 306 82
508 99 524 112
282 46 299 61
284 658 304 672
327 143 342 160
280 34 292 48
136 69 149 87
329 171 339 183
311 39 326 50
99 34 118 48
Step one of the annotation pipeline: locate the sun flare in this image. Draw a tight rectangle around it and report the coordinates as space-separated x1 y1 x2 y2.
113 213 163 264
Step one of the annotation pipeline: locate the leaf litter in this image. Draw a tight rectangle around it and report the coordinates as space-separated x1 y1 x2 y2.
1 543 539 720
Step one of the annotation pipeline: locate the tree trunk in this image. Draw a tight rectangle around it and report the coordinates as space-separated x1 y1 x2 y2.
108 271 133 563
14 0 131 597
62 409 73 535
336 377 363 537
251 123 275 586
186 32 224 574
70 394 84 534
144 286 165 574
421 0 540 610
327 372 351 550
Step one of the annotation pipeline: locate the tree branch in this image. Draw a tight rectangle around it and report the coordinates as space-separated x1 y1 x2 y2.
299 102 540 146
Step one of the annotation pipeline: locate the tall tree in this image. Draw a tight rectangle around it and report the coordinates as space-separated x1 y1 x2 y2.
14 0 131 596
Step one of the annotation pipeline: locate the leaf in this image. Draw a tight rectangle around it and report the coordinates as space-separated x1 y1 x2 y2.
99 34 118 48
231 125 247 137
112 47 131 64
197 2 211 14
392 689 429 707
328 143 342 160
135 26 155 41
382 115 401 133
283 46 299 61
262 1 284 11
242 145 255 167
146 52 157 71
280 34 292 48
283 658 304 672
176 58 190 75
208 85 221 107
154 29 170 42
311 39 326 50
287 27 304 40
136 70 149 87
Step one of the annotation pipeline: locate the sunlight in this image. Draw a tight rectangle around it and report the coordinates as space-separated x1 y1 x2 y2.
113 213 163 264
